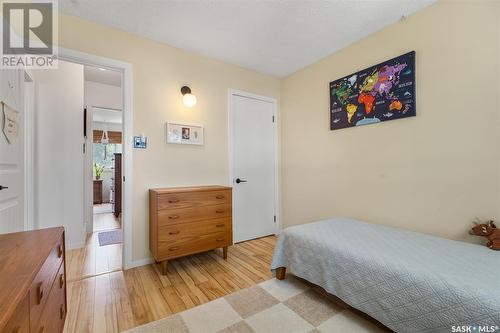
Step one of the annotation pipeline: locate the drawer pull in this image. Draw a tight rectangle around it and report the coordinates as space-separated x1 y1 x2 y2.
60 304 65 319
39 326 44 333
168 199 180 203
216 195 224 199
169 246 180 251
57 244 63 258
216 224 225 228
216 238 225 242
215 209 224 213
11 326 20 333
36 282 44 304
168 215 179 220
168 231 180 235
59 273 65 288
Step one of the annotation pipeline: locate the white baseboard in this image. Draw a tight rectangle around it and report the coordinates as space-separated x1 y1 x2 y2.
125 257 155 270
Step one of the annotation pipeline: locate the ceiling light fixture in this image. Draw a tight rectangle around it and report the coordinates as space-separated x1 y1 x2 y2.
101 122 109 145
181 86 197 108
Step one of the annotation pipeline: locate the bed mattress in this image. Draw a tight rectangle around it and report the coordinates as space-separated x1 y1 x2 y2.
271 218 500 332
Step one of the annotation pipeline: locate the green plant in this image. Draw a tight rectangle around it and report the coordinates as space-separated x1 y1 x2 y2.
94 162 105 180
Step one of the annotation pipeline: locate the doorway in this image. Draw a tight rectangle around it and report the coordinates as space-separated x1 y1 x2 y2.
86 65 124 276
32 60 125 278
229 90 279 243
30 49 133 273
61 49 134 270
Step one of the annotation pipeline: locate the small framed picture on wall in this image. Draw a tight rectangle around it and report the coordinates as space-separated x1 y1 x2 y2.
166 122 204 145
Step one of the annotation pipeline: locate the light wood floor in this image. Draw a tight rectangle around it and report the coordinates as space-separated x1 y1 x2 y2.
66 212 122 282
63 236 276 333
93 208 121 232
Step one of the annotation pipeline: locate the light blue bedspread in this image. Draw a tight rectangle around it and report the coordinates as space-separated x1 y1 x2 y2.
271 218 500 332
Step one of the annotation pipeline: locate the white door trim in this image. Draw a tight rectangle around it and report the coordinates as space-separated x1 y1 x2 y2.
227 89 281 239
23 71 34 231
84 106 94 234
58 48 135 269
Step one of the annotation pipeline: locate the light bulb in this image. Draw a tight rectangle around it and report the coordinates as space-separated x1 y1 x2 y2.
182 93 197 107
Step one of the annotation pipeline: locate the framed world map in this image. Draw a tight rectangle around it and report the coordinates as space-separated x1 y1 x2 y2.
330 51 415 130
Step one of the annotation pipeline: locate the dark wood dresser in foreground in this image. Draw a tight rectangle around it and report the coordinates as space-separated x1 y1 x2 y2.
149 186 232 275
0 227 66 333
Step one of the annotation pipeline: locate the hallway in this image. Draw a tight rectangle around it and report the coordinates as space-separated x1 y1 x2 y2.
66 207 122 282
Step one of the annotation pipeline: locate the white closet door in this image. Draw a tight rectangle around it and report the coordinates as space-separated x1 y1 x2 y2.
231 93 276 243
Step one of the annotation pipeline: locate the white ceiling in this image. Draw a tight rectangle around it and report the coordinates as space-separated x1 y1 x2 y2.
84 66 122 86
61 0 436 77
93 108 122 124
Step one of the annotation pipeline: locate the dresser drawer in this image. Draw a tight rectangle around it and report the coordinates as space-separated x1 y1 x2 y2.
33 264 66 333
158 204 231 226
158 218 228 243
157 190 230 210
158 232 228 259
55 260 66 294
29 237 64 330
3 295 29 333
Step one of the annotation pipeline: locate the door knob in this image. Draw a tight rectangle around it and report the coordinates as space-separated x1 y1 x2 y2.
0 185 8 190
235 178 247 184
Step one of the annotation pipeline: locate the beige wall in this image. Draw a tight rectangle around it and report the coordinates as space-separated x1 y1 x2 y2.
58 15 280 262
281 1 500 242
58 0 499 261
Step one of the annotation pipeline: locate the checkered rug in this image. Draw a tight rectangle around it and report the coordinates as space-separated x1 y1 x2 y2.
125 275 387 333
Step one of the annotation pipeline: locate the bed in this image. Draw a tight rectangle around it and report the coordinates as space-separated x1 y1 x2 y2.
271 218 500 333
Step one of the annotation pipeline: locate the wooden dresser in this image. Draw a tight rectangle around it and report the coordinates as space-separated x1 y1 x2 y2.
149 186 232 275
113 153 122 217
93 179 103 204
0 227 66 333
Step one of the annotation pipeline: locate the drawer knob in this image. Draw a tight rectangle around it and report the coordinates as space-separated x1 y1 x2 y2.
216 238 224 242
57 244 63 258
216 209 224 213
168 215 179 220
60 304 65 319
36 282 44 304
168 231 180 235
216 195 224 199
168 199 180 203
216 224 225 228
59 273 64 288
169 246 180 251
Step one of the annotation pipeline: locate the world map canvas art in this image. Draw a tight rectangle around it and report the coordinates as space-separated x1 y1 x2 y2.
330 51 415 130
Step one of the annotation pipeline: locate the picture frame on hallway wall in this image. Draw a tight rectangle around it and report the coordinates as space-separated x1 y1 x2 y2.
166 121 204 145
330 51 416 131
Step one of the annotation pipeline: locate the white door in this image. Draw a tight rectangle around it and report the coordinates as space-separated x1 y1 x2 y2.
35 60 86 248
0 68 24 233
230 92 276 243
